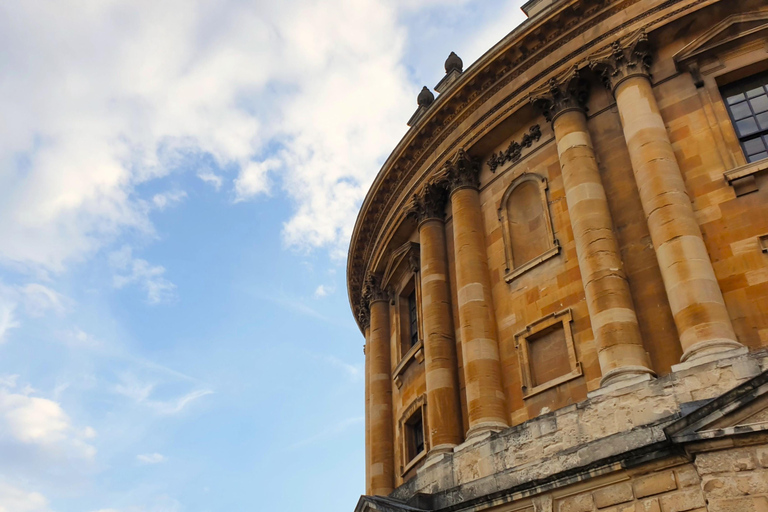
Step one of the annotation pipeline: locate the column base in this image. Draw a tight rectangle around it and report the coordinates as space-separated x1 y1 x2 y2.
465 421 508 440
599 365 656 389
680 338 745 363
427 444 457 459
589 371 653 399
674 343 748 372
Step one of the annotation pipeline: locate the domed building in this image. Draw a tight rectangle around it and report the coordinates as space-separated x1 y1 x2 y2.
348 0 768 511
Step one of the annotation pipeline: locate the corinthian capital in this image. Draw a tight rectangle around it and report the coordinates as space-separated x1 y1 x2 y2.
362 273 389 305
589 30 653 94
445 149 481 193
409 181 449 223
530 67 590 124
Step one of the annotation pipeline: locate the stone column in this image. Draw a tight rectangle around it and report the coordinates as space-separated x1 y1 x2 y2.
445 150 508 438
531 72 655 387
590 33 741 363
363 276 395 495
360 305 372 494
411 182 464 454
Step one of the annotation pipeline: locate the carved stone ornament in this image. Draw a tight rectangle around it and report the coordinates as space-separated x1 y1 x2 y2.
589 30 653 93
409 181 449 223
445 149 481 192
357 302 371 329
487 125 542 173
530 67 590 124
362 274 389 305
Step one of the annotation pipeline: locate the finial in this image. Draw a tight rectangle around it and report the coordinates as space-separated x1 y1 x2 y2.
445 52 463 74
417 86 435 107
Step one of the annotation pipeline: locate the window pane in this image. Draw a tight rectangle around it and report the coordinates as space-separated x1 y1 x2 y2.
757 112 768 131
748 152 768 163
730 101 753 120
750 94 768 114
736 117 759 137
743 137 766 156
746 86 764 99
727 92 745 105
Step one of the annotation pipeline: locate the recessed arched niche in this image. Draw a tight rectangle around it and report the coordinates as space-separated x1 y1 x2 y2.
497 172 560 282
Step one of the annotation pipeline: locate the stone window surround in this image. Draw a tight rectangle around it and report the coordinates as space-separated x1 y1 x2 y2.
497 172 560 283
672 11 768 193
514 308 582 399
398 395 428 476
381 241 424 382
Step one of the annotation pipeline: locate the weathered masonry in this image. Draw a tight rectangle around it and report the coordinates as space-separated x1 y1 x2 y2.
348 1 768 511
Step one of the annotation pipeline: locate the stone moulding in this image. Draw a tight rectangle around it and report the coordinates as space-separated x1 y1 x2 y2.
347 0 720 331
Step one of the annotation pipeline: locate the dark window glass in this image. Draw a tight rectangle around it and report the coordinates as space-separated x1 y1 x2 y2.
408 291 418 347
406 410 425 462
722 71 768 163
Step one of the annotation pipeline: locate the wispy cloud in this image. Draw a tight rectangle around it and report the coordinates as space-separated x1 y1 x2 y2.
0 480 51 512
109 246 177 304
313 284 335 298
114 374 212 415
197 170 223 190
137 453 167 465
151 190 187 211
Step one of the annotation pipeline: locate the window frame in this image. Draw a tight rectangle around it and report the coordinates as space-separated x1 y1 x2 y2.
497 172 560 283
399 395 428 476
720 70 768 164
514 309 582 399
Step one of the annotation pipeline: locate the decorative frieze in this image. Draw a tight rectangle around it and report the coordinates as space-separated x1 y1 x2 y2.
589 30 653 93
530 67 590 123
445 149 482 192
486 125 542 173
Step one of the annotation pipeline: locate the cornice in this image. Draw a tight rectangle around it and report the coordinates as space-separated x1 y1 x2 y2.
348 0 723 332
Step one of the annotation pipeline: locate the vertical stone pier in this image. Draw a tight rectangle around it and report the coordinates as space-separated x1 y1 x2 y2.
591 33 741 364
446 150 509 438
364 276 395 495
412 183 464 454
532 71 655 387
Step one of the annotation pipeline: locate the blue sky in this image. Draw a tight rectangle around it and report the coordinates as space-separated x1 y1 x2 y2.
0 1 525 510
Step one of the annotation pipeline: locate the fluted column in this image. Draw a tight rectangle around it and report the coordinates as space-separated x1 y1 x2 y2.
411 182 463 454
590 33 741 363
531 71 654 387
363 276 394 495
445 150 508 438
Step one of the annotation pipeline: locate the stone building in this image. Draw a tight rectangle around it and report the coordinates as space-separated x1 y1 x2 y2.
347 0 768 511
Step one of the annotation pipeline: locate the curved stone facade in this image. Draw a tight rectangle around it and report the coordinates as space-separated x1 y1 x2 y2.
348 0 768 510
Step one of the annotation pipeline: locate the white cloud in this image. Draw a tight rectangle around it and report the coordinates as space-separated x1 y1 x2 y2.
0 300 19 344
137 453 166 464
197 170 223 190
234 158 280 200
151 190 187 211
313 284 334 298
109 247 176 304
0 283 69 343
0 481 51 512
0 382 96 459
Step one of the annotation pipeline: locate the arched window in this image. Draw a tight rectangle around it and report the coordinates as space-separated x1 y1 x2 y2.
498 173 559 282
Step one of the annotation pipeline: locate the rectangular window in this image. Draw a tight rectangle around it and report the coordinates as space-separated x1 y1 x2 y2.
408 290 418 347
722 71 768 163
406 409 425 462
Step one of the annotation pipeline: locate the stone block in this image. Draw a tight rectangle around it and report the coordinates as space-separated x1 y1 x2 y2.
635 498 661 512
696 448 757 474
594 482 634 508
674 466 700 488
707 496 768 512
634 471 678 498
659 489 707 512
557 492 595 512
